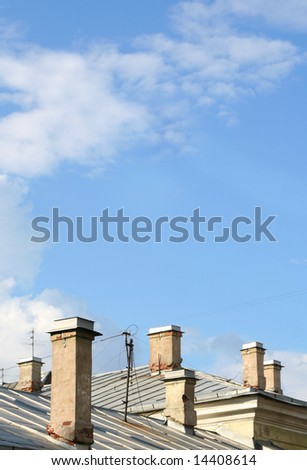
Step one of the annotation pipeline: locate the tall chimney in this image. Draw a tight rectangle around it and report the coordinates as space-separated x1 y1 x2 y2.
163 369 197 435
241 341 266 389
16 357 43 393
148 325 182 373
264 360 283 394
47 317 101 447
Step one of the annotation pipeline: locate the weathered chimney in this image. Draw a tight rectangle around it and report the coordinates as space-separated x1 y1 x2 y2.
241 341 266 389
163 369 197 435
148 325 182 373
16 357 43 393
47 317 101 447
264 360 283 394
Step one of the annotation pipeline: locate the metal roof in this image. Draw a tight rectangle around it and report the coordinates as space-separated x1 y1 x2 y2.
79 366 307 410
89 365 244 411
0 388 66 450
0 387 247 450
28 363 307 419
41 365 244 412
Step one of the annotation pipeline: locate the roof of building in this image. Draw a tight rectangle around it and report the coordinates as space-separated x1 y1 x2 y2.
40 365 245 412
15 363 307 419
86 365 307 411
0 387 248 450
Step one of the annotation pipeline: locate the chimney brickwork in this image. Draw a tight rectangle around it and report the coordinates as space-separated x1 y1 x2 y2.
163 369 197 434
16 357 43 393
47 317 101 447
241 341 266 390
148 325 182 373
264 360 283 394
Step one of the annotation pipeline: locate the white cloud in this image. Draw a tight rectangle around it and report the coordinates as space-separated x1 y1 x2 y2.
0 281 64 381
266 350 307 400
0 282 125 383
174 0 307 32
0 46 156 177
0 3 303 177
137 4 301 125
226 0 307 31
168 3 301 84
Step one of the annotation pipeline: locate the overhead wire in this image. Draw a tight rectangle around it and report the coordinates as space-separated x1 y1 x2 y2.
167 288 307 323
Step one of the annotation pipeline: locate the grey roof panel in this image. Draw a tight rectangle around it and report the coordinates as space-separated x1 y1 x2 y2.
89 365 244 411
41 365 243 412
0 386 247 450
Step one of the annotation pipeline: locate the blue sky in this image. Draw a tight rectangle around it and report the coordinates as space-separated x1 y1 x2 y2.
0 0 307 399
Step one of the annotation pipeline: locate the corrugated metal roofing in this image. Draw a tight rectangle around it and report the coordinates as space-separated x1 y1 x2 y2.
0 387 248 450
41 365 244 412
0 388 66 449
91 365 245 410
84 366 307 410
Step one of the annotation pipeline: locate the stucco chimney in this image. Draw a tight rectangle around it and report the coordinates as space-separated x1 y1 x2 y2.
163 369 197 435
264 360 283 394
47 317 102 447
16 357 43 393
148 325 183 373
241 341 266 389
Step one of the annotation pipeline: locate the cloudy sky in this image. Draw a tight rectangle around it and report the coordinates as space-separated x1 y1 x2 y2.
0 0 306 399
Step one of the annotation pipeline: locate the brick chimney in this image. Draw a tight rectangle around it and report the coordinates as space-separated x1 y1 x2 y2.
163 369 197 435
47 317 102 447
16 357 43 393
264 360 283 394
241 341 266 389
148 325 183 373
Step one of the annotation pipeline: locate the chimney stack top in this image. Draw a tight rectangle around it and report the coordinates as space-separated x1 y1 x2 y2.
17 356 43 365
49 316 102 336
241 341 265 351
148 325 181 335
163 368 196 381
264 359 283 367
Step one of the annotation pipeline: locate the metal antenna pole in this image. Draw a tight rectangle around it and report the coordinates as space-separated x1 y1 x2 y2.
124 334 133 422
31 328 35 357
95 326 138 422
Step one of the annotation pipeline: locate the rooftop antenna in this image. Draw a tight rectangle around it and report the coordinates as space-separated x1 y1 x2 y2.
95 324 138 422
30 328 34 357
21 328 35 357
123 331 134 422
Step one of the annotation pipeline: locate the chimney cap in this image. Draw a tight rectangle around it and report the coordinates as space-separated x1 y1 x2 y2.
264 359 283 367
148 325 181 335
17 356 44 365
163 368 197 381
48 316 102 336
241 341 265 351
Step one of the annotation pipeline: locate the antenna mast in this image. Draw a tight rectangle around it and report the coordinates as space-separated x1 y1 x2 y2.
30 328 35 357
123 332 134 422
95 325 138 422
